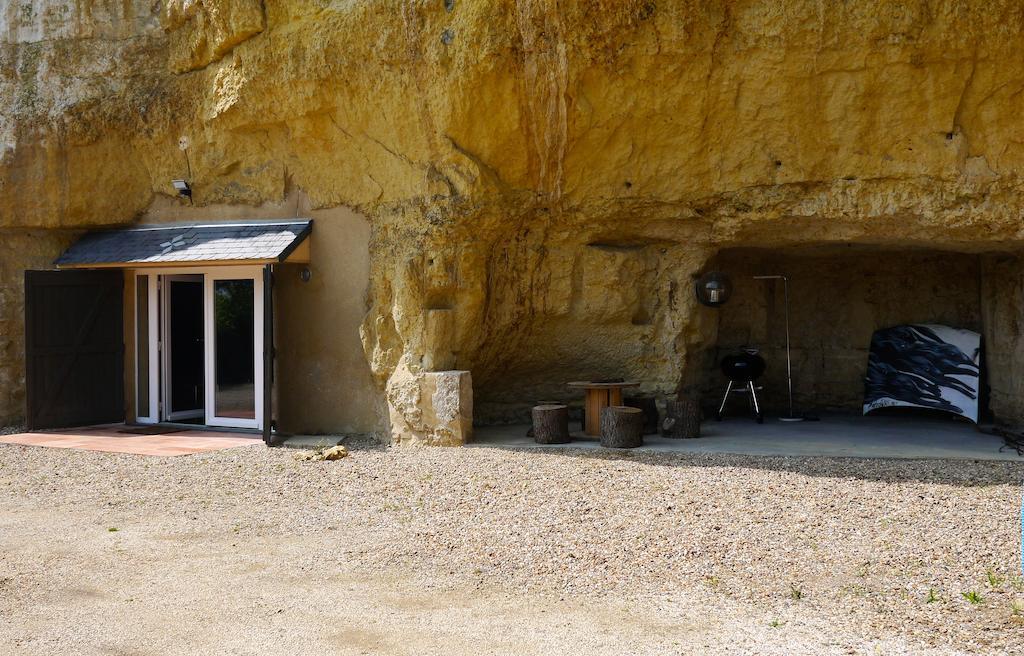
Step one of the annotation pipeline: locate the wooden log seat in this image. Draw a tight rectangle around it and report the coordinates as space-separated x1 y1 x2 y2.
527 400 564 438
532 404 571 444
663 397 701 439
600 406 644 448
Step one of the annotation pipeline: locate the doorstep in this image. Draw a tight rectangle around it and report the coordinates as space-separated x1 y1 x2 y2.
0 424 261 456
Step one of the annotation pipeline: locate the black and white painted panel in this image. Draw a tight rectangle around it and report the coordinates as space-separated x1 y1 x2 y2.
863 324 981 423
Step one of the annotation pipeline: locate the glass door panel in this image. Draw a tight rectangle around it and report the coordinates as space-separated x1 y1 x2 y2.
213 280 256 419
164 275 205 421
205 269 263 429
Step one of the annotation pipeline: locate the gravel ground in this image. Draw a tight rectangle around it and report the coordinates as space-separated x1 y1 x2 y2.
1 437 1023 655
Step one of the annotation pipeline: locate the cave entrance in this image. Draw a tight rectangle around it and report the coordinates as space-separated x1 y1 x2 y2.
690 244 1024 432
471 241 1024 459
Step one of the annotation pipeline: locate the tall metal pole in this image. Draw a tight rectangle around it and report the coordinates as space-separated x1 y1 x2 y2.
782 276 794 419
753 275 801 421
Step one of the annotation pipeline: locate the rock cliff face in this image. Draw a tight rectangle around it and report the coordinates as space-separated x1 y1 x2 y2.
3 1 1024 438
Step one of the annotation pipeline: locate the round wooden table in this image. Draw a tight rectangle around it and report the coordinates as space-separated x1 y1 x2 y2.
568 381 640 436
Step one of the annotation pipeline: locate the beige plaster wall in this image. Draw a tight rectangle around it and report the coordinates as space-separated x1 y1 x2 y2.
704 248 986 416
274 211 383 436
1 194 382 435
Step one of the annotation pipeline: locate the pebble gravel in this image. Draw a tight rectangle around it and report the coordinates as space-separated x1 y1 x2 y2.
1 436 1023 654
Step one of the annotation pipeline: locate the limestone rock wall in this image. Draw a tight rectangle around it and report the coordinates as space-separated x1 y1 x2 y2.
981 257 1024 423
4 1 1024 434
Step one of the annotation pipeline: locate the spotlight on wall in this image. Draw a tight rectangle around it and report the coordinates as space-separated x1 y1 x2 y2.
694 271 733 307
171 179 192 201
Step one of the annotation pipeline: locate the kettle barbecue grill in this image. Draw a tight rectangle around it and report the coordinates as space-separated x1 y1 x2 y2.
716 350 766 423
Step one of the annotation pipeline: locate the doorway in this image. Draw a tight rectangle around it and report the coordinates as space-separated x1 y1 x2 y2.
164 275 204 422
135 266 264 430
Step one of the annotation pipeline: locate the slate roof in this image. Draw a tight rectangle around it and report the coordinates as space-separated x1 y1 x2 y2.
55 220 312 267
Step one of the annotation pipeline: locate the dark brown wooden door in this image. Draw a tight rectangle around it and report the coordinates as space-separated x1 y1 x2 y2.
24 270 125 430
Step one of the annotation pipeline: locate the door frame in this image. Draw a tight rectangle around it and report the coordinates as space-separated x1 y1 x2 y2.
132 265 264 430
134 273 159 424
204 269 264 429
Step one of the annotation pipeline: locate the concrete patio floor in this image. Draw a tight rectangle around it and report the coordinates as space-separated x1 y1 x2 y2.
470 413 1024 461
0 424 261 456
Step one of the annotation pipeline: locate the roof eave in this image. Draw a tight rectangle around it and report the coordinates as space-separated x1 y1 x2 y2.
55 258 281 270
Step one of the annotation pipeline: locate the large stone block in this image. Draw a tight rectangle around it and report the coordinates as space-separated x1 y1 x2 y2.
386 360 472 446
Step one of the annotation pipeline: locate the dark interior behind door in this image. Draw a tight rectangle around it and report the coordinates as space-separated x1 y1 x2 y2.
24 270 124 430
168 279 204 417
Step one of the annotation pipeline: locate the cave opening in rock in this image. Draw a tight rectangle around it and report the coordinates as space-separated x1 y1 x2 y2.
468 234 1024 450
686 244 1024 428
469 237 679 429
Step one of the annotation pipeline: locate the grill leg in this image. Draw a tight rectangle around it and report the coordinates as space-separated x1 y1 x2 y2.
716 380 734 421
748 381 763 424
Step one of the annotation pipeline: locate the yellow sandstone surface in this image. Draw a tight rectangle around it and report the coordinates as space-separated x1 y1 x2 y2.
3 1 1024 441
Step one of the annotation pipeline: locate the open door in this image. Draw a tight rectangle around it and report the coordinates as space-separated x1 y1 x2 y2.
163 274 205 421
24 270 125 430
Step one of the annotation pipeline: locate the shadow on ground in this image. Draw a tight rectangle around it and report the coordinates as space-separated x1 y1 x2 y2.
471 414 1024 486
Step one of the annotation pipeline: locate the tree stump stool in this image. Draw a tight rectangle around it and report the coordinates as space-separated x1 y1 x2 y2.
600 406 644 448
527 401 563 437
663 398 701 439
532 404 571 444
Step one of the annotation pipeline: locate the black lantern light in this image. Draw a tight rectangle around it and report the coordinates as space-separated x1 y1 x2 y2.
695 271 733 307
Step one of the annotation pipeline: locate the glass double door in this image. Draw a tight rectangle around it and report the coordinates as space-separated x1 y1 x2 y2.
135 267 263 430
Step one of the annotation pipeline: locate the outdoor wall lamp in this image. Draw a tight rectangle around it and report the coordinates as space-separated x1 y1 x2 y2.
171 179 192 202
299 267 312 283
694 271 733 307
174 136 194 204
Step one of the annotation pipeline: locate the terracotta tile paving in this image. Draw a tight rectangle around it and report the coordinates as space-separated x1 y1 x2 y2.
0 424 261 456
